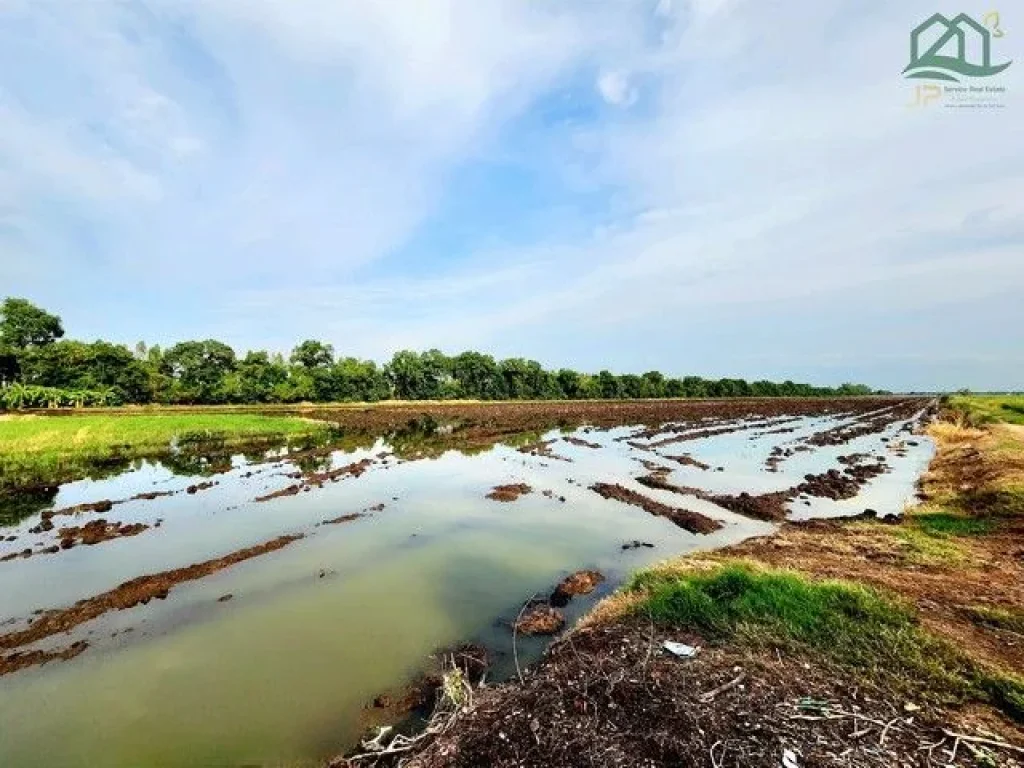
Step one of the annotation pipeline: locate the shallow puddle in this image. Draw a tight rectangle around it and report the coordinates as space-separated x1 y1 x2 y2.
0 402 934 767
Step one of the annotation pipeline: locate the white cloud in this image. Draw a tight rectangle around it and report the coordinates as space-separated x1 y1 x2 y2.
596 71 636 106
0 0 1021 389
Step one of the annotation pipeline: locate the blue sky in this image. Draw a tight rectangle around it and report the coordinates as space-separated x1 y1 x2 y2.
1 0 1021 391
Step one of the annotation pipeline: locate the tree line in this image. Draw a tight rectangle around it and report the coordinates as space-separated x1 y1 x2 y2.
0 297 881 407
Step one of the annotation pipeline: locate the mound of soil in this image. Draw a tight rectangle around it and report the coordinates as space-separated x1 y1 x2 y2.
40 499 115 521
517 439 572 462
710 490 791 521
255 458 374 502
321 513 365 525
0 641 89 677
550 570 605 607
664 454 711 471
390 622 976 768
486 483 533 502
591 482 722 535
57 519 149 548
516 605 566 636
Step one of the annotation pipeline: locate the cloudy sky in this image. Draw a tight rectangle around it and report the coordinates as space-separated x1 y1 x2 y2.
1 0 1021 391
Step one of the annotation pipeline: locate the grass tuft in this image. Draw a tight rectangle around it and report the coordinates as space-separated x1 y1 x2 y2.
967 605 1024 635
626 561 1020 720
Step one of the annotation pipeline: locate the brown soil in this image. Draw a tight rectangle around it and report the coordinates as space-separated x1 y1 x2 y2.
40 499 115 521
57 519 149 548
0 641 89 677
255 458 374 501
711 454 893 521
665 453 711 470
550 570 605 607
517 439 572 462
516 605 566 636
186 481 217 494
299 398 913 440
709 490 792 521
131 490 176 501
486 483 533 502
592 482 722 534
321 513 365 525
0 533 303 672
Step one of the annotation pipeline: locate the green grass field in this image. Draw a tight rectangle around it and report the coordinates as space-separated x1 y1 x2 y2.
947 394 1024 425
0 413 330 498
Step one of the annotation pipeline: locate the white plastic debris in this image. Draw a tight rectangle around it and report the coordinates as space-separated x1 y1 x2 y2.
782 748 801 768
662 641 699 658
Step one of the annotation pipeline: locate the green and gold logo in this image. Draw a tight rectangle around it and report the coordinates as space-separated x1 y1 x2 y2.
904 11 1011 82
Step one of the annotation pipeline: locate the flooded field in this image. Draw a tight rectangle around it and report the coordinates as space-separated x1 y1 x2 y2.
0 398 935 767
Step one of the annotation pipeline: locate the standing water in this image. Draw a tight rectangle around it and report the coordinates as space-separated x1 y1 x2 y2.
0 400 934 767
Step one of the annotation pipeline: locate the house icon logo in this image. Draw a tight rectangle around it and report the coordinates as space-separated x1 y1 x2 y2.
904 12 1012 82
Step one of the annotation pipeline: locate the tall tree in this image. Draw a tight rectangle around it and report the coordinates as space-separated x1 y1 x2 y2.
0 298 64 348
290 340 335 370
162 340 237 403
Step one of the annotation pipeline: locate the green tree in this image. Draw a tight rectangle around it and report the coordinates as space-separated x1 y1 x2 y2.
0 298 64 348
19 340 151 403
556 368 583 399
597 370 621 399
290 340 334 370
452 351 506 400
235 351 288 403
162 340 237 403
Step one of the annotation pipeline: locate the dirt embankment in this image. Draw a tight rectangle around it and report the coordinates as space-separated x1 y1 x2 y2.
0 534 303 676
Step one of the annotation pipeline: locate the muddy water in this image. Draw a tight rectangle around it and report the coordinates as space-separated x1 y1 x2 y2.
0 405 933 767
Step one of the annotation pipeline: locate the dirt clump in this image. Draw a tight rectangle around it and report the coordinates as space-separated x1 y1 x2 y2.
0 641 88 677
321 513 365 525
131 490 175 501
186 481 217 494
517 439 572 462
664 453 710 470
41 499 115 521
592 482 722 535
515 604 566 636
550 570 605 607
57 519 149 548
710 490 791 521
486 483 532 502
255 458 375 502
